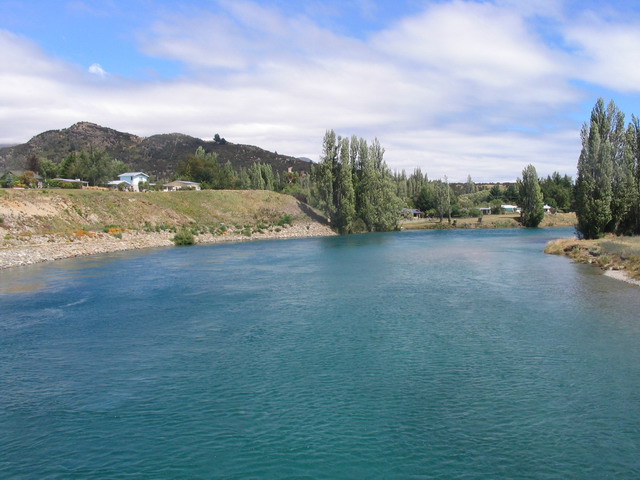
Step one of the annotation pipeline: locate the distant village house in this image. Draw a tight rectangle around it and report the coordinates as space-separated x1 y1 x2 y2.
163 180 201 191
107 172 149 192
52 178 89 188
401 208 423 218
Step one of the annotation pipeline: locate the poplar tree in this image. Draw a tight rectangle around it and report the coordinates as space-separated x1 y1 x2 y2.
623 116 640 234
310 130 337 222
334 137 356 233
575 99 615 238
518 164 544 227
311 130 401 233
433 178 453 224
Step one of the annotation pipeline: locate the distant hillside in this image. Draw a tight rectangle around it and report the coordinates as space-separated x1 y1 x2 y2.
0 122 312 178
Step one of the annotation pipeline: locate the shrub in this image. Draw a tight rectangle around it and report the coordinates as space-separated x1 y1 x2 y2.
103 224 122 233
173 229 195 246
277 214 293 226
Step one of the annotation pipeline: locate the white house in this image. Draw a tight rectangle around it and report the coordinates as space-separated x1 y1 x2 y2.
163 180 201 191
53 177 89 188
501 204 521 214
106 179 132 190
116 172 149 192
543 204 553 213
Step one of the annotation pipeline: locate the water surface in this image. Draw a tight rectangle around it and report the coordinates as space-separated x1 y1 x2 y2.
2 228 640 479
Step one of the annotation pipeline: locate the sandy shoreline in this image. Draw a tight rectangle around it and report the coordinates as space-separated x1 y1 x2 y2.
0 222 336 270
603 269 640 287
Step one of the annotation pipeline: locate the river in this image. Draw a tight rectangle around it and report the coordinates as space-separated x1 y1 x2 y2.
1 227 639 478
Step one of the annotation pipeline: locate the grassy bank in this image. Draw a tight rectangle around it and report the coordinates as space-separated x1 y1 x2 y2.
545 235 640 281
401 212 577 230
0 188 326 237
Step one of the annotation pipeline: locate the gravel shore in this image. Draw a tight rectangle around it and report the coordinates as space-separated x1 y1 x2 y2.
603 269 640 287
0 222 336 270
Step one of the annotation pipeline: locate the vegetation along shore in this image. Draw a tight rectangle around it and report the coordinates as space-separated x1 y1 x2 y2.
545 236 640 286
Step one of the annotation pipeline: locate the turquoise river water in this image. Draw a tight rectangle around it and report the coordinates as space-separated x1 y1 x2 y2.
1 227 640 479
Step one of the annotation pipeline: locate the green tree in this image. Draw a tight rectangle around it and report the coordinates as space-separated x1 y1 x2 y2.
39 158 59 180
465 175 477 194
489 184 503 201
334 137 356 233
518 164 544 227
505 183 519 203
539 172 573 211
311 130 401 233
433 177 453 223
575 99 616 238
621 116 640 234
415 184 435 213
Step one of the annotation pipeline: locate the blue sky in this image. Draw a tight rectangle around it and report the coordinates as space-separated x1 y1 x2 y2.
2 0 640 181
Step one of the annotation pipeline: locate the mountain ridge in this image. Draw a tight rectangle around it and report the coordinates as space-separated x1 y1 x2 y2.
0 122 313 178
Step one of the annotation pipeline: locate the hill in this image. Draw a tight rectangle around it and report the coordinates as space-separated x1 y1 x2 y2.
0 122 312 178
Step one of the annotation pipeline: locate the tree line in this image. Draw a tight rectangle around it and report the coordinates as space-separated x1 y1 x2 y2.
310 131 402 233
575 98 640 238
5 127 588 234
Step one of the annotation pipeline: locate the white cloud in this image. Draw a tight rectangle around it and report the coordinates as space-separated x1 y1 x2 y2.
565 18 640 92
2 1 637 181
88 63 107 76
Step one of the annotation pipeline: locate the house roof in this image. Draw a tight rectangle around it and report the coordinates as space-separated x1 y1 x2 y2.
118 172 149 178
164 180 200 187
53 178 88 184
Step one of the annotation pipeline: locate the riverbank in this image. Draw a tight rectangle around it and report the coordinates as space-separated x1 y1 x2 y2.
0 189 335 269
0 222 335 270
545 236 640 287
401 212 577 230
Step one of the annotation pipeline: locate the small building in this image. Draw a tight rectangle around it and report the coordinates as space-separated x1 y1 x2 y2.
478 206 492 215
401 208 423 218
116 172 149 192
52 178 89 188
163 180 201 191
106 180 133 191
501 204 521 214
543 204 553 213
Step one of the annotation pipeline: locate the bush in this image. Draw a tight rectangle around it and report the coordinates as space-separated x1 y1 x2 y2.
277 214 293 227
173 229 195 246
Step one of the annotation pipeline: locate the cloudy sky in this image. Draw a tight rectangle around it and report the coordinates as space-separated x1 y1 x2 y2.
2 0 640 181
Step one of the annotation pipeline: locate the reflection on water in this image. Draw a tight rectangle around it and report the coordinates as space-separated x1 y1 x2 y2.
0 279 46 294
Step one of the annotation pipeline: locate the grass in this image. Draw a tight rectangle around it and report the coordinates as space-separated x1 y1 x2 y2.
0 189 318 237
402 212 577 231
